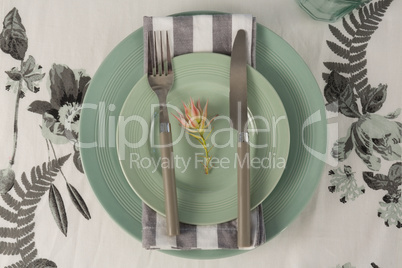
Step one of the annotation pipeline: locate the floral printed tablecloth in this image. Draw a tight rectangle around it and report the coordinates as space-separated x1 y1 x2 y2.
0 0 400 267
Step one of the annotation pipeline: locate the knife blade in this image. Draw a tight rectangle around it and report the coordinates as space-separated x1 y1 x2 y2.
230 29 251 248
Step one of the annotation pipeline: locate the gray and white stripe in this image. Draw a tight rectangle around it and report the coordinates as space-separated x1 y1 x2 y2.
142 204 265 250
143 14 256 68
142 14 264 250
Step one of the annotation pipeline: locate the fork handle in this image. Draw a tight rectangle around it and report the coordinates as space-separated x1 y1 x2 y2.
160 127 180 236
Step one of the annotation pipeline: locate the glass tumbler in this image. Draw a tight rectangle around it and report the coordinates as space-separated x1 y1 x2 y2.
297 0 371 22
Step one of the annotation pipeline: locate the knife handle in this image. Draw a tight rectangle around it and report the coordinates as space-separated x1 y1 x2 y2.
160 125 180 236
237 134 251 248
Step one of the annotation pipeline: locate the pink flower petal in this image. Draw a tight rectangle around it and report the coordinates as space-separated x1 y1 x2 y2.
197 99 202 112
200 99 209 129
205 114 218 128
172 112 187 128
182 101 190 118
190 98 200 117
189 117 199 128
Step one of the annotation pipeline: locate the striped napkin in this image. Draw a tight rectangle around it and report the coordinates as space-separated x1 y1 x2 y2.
142 14 265 250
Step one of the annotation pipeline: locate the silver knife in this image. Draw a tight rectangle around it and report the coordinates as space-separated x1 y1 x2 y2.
230 29 251 248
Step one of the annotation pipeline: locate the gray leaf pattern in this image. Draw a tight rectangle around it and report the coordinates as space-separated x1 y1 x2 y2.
27 258 57 268
0 7 28 60
0 168 15 194
324 0 402 232
324 0 401 171
48 184 68 236
0 6 92 268
0 155 70 266
0 1 398 267
66 182 91 220
323 0 393 99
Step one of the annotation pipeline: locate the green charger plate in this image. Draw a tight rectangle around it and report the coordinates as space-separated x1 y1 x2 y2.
80 13 327 259
117 53 289 225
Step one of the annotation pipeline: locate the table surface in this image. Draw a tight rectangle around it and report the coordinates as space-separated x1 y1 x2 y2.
0 0 401 267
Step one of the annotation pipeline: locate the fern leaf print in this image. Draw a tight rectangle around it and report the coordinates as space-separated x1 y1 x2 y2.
324 0 402 229
323 0 400 171
0 7 92 267
0 156 70 266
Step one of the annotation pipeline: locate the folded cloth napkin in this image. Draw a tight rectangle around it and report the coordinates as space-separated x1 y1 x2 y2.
142 14 265 250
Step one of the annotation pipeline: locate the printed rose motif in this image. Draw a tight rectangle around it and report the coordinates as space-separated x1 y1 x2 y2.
0 7 91 268
28 64 90 173
332 112 402 171
28 64 90 144
322 0 398 232
324 67 402 171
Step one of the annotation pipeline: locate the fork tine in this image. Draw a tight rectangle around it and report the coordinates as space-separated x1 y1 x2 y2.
159 31 164 75
147 31 153 75
150 31 158 76
154 31 159 76
166 31 172 74
149 30 173 77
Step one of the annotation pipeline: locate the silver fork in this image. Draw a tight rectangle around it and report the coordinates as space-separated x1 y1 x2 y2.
147 31 179 236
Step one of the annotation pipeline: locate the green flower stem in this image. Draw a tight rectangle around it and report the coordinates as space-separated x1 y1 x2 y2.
44 137 51 162
198 133 212 174
9 79 23 166
48 139 68 182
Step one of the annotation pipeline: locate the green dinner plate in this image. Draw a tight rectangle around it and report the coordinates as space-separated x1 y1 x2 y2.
80 12 327 259
117 53 289 225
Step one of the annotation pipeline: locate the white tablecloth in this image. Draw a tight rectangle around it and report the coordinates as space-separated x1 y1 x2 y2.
0 0 401 267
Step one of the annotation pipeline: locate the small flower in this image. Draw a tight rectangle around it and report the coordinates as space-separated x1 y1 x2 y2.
28 64 90 144
332 112 402 171
363 162 402 228
28 64 90 174
383 192 400 204
173 98 216 135
5 55 45 95
173 98 217 174
328 165 365 203
378 191 402 228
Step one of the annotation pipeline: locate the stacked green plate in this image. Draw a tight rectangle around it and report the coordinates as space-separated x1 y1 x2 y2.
80 13 326 259
117 53 290 225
